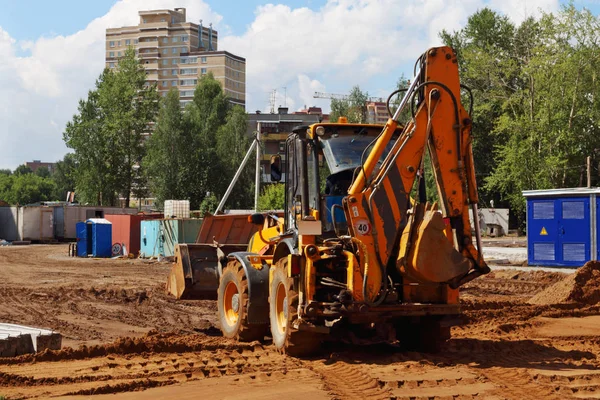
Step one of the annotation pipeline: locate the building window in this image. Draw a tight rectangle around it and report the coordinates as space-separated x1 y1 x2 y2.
172 69 178 75
201 57 207 63
182 35 188 42
172 59 178 65
134 39 139 44
109 51 114 57
117 41 121 46
201 68 207 74
162 60 168 66
181 47 186 53
172 47 177 54
143 19 147 24
173 36 179 43
117 52 121 57
162 37 168 44
125 39 130 45
162 92 167 97
162 81 167 86
180 79 198 86
161 18 166 22
171 81 177 86
109 41 115 47
109 62 115 68
171 17 176 24
180 68 197 75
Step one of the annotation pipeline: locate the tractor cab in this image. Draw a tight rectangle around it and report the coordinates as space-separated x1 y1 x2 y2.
277 121 402 238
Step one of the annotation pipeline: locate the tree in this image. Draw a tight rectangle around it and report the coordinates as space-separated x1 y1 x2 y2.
144 88 187 207
215 105 254 210
14 165 32 175
64 48 158 206
52 153 77 201
35 166 51 178
258 183 285 211
144 73 254 211
440 6 600 230
0 174 55 205
0 169 12 176
329 85 369 123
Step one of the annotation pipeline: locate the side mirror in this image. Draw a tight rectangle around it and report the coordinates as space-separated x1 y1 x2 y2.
248 213 265 226
270 155 282 182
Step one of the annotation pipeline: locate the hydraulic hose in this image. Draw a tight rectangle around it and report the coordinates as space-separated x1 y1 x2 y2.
352 237 387 307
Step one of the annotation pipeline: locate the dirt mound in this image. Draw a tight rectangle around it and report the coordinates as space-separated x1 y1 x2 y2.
0 331 258 365
528 261 600 305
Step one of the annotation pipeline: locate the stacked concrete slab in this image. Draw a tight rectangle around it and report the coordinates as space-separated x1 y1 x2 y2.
0 323 61 357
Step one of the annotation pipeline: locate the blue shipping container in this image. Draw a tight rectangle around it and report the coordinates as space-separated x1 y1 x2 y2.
139 219 202 258
523 188 598 267
140 220 162 258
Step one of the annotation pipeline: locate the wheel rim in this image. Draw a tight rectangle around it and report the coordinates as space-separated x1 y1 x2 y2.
275 282 287 335
223 281 239 326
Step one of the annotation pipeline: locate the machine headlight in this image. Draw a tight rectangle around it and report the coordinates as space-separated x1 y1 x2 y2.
315 126 325 136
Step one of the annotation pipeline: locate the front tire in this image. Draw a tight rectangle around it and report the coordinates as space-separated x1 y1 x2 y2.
269 259 321 356
218 261 267 342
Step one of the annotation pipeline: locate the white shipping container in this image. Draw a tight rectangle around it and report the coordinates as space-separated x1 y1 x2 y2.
164 200 190 219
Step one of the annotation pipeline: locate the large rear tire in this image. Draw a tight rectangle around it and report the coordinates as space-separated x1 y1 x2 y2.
218 261 268 342
269 259 321 357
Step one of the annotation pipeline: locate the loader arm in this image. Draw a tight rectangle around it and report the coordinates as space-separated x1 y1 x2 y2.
343 46 489 302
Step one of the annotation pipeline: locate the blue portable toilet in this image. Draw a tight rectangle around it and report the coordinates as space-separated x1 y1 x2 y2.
523 188 600 267
76 221 91 257
76 218 112 257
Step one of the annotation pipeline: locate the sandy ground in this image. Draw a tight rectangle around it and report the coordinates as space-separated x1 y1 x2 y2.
1 244 600 400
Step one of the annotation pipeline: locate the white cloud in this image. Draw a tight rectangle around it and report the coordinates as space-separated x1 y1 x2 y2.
0 0 560 169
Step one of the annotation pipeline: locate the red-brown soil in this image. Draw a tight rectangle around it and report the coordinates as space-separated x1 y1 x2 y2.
2 245 600 399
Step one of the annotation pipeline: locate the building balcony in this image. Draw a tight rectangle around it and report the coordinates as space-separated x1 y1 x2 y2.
261 153 286 161
146 73 159 81
139 22 169 30
144 62 159 70
137 40 159 49
140 52 160 59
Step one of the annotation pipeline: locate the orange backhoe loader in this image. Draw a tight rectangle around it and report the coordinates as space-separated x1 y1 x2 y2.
169 46 489 355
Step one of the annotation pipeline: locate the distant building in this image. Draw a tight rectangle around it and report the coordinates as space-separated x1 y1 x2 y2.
105 7 246 109
293 106 329 122
25 160 56 173
366 101 389 125
248 107 322 183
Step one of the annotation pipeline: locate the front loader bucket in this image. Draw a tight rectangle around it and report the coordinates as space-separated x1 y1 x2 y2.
167 243 247 299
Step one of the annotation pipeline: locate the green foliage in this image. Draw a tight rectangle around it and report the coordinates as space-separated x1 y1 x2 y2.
329 85 369 123
439 5 600 229
35 166 51 178
64 48 158 206
52 153 77 201
0 169 11 176
0 173 55 205
199 193 219 215
258 183 285 211
144 73 253 211
14 164 32 175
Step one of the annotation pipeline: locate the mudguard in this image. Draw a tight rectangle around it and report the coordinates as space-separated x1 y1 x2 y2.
273 237 297 264
228 252 270 324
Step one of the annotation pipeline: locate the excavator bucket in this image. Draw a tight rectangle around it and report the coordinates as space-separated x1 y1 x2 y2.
166 213 261 300
166 243 247 299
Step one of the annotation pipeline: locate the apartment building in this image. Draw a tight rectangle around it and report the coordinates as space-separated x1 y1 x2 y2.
105 8 245 108
366 101 389 124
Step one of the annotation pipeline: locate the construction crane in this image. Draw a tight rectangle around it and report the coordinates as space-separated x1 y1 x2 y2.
313 91 385 103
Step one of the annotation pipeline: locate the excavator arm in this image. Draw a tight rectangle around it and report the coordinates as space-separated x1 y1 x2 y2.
343 46 489 303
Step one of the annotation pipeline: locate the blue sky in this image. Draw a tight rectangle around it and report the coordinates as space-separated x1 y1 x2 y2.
0 0 598 169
